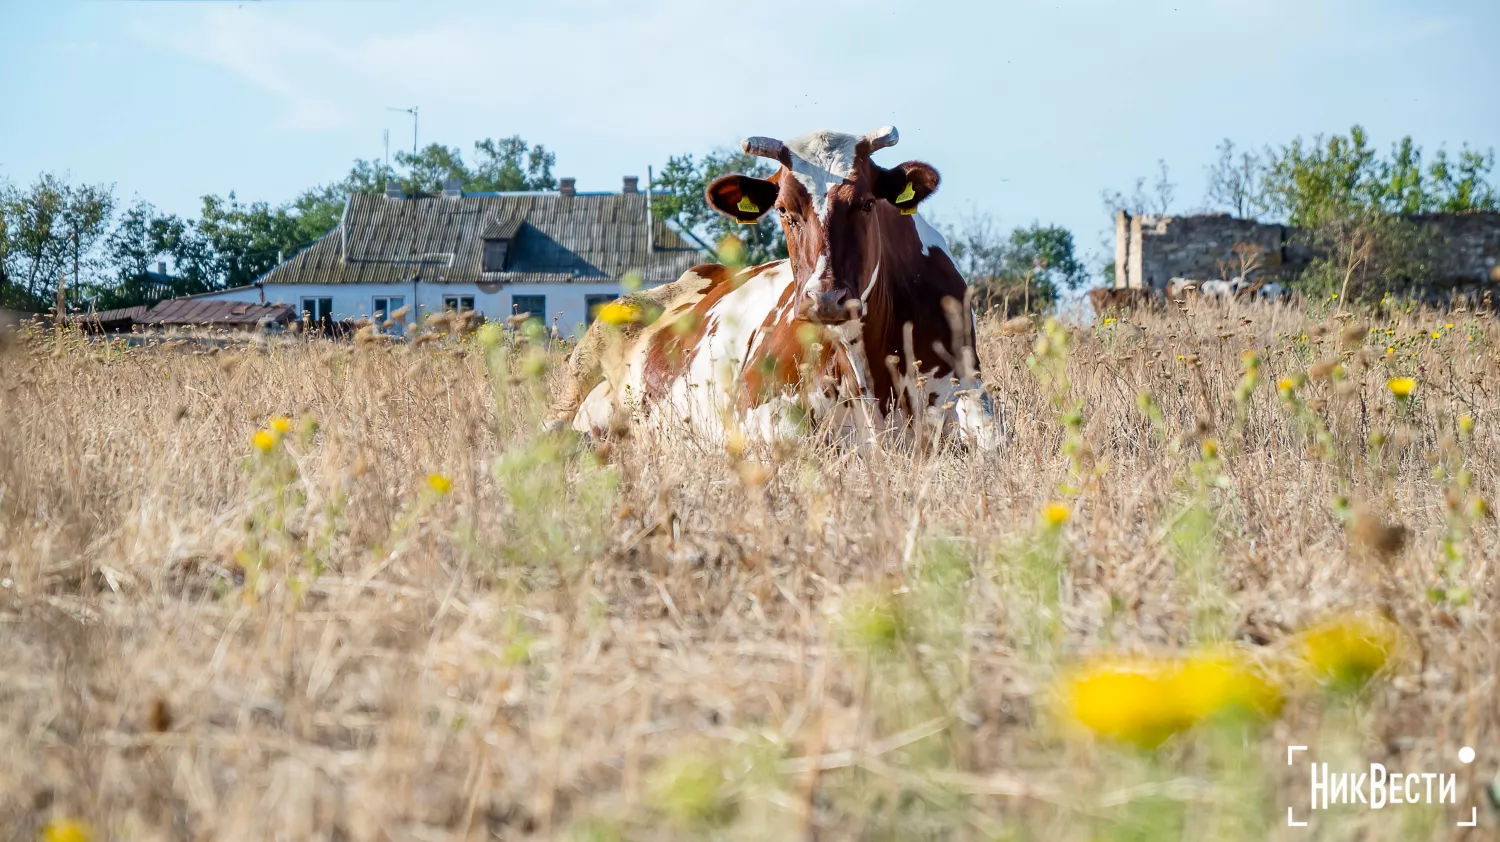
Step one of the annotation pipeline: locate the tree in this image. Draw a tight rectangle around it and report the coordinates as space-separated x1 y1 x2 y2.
196 193 309 291
1204 139 1270 219
652 148 785 265
1259 125 1497 300
1 173 115 311
96 200 214 308
469 136 556 192
1102 159 1176 216
944 213 1085 315
384 137 558 195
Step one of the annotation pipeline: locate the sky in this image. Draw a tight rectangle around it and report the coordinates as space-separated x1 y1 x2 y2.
2 0 1498 277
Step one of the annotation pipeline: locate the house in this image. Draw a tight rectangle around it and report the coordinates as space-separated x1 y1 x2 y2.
195 176 708 337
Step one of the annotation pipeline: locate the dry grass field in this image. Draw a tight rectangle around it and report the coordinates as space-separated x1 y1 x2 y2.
2 297 1497 841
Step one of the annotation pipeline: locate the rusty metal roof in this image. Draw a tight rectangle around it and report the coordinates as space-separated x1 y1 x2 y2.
138 299 295 325
65 306 149 327
260 191 706 286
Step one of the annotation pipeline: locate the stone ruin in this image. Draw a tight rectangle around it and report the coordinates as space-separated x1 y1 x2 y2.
1113 209 1500 301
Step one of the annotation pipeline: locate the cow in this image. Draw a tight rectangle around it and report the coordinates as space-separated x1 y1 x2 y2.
550 126 999 450
1087 286 1158 317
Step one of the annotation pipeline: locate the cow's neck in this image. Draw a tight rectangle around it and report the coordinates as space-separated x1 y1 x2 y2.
854 207 970 408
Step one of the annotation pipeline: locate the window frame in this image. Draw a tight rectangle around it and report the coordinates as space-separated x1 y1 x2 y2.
300 297 334 321
442 295 476 313
510 294 546 321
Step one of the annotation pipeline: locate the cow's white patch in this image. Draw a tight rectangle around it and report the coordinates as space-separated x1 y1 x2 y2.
782 130 862 222
912 212 947 257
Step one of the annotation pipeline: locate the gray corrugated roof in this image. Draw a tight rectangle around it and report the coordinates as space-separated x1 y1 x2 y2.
262 192 705 286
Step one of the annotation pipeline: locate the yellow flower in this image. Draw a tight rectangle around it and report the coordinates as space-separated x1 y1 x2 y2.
1385 346 1395 355
1445 323 1454 330
1064 658 1189 748
1061 650 1279 749
1174 651 1283 720
42 819 92 842
1200 439 1219 459
252 429 276 452
1387 377 1416 399
1103 317 1116 326
270 416 292 434
597 300 642 327
1297 614 1399 688
1431 331 1442 340
427 473 453 495
1043 501 1070 527
1459 415 1474 435
1277 377 1295 393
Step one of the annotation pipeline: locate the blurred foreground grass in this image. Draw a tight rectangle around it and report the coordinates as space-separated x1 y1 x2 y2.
1 296 1496 840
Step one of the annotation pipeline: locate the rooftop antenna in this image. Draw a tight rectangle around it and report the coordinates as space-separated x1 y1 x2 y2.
383 128 390 180
386 106 418 186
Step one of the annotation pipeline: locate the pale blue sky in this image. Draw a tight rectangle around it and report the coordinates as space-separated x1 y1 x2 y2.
2 0 1497 273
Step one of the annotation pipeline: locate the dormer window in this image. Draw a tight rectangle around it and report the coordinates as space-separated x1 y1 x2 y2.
483 239 509 272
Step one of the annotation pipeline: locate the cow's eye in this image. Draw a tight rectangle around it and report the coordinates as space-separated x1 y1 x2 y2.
862 199 875 213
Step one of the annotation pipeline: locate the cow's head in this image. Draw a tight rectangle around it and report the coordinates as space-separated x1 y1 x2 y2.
706 126 940 323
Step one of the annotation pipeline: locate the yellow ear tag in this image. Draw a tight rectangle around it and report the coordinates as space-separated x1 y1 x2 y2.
895 182 916 204
736 196 760 214
900 207 917 215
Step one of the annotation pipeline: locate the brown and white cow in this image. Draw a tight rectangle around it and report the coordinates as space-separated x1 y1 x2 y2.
551 126 999 450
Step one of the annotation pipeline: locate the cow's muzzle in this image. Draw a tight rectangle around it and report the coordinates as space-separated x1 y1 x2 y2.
804 290 859 323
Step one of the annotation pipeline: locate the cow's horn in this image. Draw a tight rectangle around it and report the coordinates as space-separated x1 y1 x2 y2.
863 125 899 151
742 136 785 160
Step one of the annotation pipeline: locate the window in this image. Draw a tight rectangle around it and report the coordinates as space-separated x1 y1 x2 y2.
585 294 616 324
482 240 509 272
373 296 405 334
300 297 333 321
443 295 476 313
511 295 545 320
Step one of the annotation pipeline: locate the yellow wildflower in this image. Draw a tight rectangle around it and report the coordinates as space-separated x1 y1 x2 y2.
1201 439 1219 459
270 416 292 434
1445 323 1454 330
427 473 453 495
252 429 276 452
1297 614 1399 688
1103 317 1117 326
1385 346 1395 355
1043 501 1070 527
1175 651 1283 720
1431 331 1442 340
1387 377 1416 399
1062 650 1279 749
42 820 92 842
597 300 642 326
1277 377 1295 393
1459 415 1474 435
1064 659 1189 748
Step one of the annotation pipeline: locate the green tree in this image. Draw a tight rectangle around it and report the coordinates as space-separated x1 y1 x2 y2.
196 193 309 290
652 148 785 265
945 214 1085 315
96 200 215 307
385 137 558 195
1 173 115 311
1260 126 1498 300
469 136 557 192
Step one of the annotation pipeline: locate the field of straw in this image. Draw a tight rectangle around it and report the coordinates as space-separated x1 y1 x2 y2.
2 297 1497 841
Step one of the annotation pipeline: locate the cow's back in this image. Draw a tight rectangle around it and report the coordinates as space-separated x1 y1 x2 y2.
554 264 754 436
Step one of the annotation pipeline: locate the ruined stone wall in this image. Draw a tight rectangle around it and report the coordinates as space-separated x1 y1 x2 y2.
1115 209 1500 295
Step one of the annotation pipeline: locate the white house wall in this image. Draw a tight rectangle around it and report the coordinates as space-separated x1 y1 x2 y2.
196 281 645 338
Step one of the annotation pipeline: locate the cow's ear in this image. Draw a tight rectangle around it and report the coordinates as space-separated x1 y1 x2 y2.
875 162 940 215
706 175 779 225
